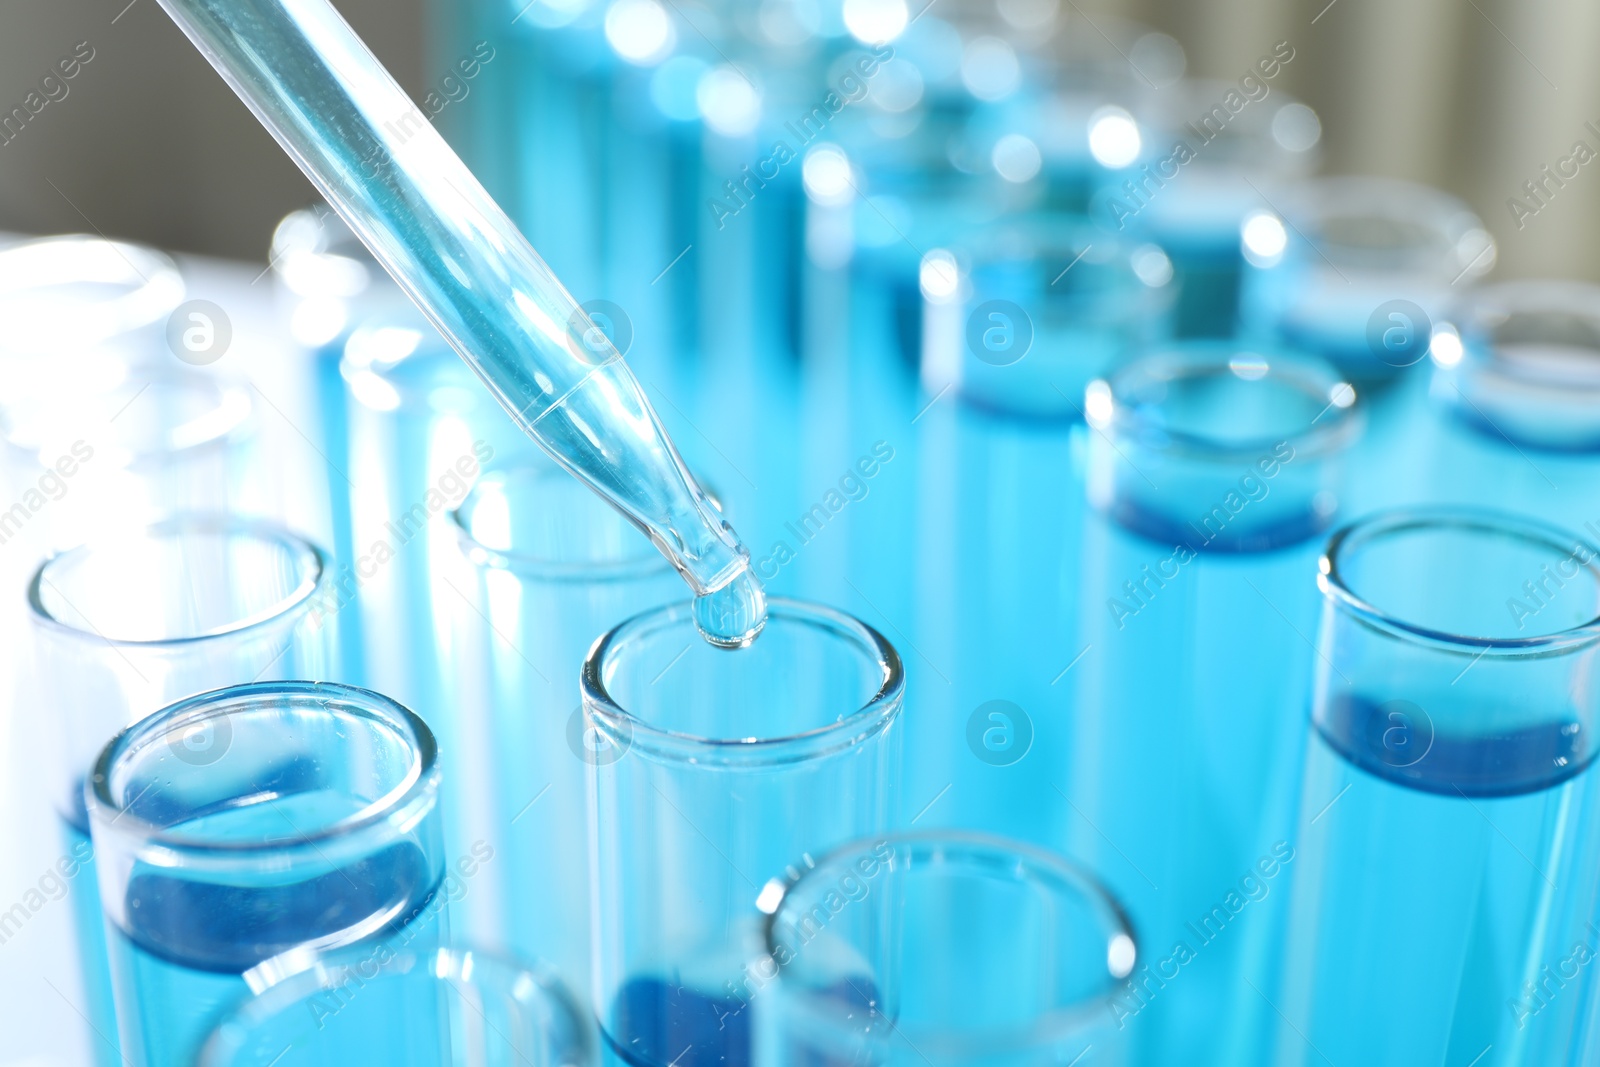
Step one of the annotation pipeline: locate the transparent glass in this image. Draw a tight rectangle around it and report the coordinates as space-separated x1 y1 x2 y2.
197 945 592 1067
1438 280 1600 452
1068 345 1363 1064
1126 80 1320 338
151 0 750 598
582 599 903 1067
447 460 679 1006
0 234 184 368
337 315 532 717
26 515 334 1067
1243 177 1496 381
1086 345 1362 552
1272 509 1600 1065
0 367 259 555
759 832 1138 1067
87 681 446 1067
920 220 1175 421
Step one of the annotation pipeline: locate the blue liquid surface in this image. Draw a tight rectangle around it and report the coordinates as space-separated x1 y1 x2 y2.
1316 693 1593 798
104 791 442 1066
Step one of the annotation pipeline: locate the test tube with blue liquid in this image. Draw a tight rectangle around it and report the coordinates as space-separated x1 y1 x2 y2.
26 516 335 1067
1065 346 1361 1065
1271 508 1600 1066
759 832 1138 1067
198 945 593 1066
86 681 446 1067
584 598 903 1067
886 221 1172 849
1116 74 1321 339
1238 176 1496 385
446 459 682 1007
1407 281 1600 530
338 310 534 851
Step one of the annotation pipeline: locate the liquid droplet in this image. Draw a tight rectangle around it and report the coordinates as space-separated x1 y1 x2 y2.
693 569 768 649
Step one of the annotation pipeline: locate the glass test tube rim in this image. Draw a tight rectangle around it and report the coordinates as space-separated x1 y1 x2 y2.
759 829 1138 1061
1094 343 1362 462
1318 506 1600 655
87 679 439 867
451 461 676 584
0 233 186 344
0 366 256 469
581 597 904 767
28 512 329 647
197 943 594 1067
1444 278 1600 394
1273 174 1496 281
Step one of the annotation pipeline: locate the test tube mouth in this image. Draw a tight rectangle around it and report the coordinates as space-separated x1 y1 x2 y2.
1436 280 1600 452
760 831 1137 1060
0 367 254 466
581 597 904 767
0 234 186 352
1086 346 1360 552
198 944 592 1066
1319 507 1600 653
28 514 329 646
452 460 674 582
87 680 438 861
1091 345 1360 461
1275 176 1495 281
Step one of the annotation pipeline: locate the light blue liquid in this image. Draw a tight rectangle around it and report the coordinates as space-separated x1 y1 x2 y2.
62 817 121 1067
1274 696 1600 1065
103 790 444 1066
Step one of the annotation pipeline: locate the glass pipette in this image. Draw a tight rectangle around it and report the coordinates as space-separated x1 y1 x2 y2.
150 0 765 646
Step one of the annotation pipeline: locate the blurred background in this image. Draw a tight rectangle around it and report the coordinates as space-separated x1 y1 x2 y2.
2 0 1599 281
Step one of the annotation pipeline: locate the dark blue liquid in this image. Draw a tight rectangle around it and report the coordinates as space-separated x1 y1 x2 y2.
1106 494 1331 555
606 977 750 1067
1316 693 1593 798
105 805 441 1066
605 975 880 1067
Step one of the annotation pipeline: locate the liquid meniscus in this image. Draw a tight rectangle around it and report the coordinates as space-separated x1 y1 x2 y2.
692 569 768 649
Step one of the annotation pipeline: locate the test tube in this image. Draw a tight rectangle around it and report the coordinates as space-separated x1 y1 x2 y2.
1065 346 1361 1064
758 832 1138 1067
1271 508 1600 1066
0 233 185 375
340 316 532 703
197 945 593 1067
583 598 904 1067
1402 280 1600 527
86 680 445 1067
1239 176 1496 384
1126 79 1321 339
446 459 680 995
919 220 1175 420
0 367 260 556
26 516 334 1067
